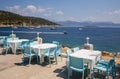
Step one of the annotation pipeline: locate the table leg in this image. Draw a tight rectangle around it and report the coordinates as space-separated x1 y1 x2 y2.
11 43 16 54
88 61 92 79
38 49 45 64
14 43 17 54
38 49 41 64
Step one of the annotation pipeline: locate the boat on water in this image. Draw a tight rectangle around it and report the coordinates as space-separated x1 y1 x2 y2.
63 31 67 34
50 27 56 30
13 26 18 29
78 28 82 30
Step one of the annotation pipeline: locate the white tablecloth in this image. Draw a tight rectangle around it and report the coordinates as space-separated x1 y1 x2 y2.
70 49 101 68
7 39 29 54
31 43 57 64
68 49 101 78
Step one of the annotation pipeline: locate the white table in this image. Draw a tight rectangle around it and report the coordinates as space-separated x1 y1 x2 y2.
31 43 57 64
68 49 101 78
7 39 29 54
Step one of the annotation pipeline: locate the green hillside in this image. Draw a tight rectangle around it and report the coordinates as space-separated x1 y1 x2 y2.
0 10 59 27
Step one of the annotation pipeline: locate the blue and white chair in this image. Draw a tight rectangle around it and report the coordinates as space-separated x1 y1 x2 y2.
92 58 115 79
66 49 72 57
66 49 73 69
22 42 39 65
17 40 29 54
68 56 88 79
42 47 57 67
52 41 62 62
30 41 38 45
0 36 6 46
73 47 79 52
52 41 60 45
3 37 10 55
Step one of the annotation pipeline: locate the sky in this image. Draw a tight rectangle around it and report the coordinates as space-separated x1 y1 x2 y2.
0 0 120 23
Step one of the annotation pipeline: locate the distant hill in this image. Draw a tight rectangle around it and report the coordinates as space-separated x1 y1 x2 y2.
57 20 120 27
0 10 59 27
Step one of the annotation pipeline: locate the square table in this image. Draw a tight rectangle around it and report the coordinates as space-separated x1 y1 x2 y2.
31 43 57 64
68 49 101 78
7 39 29 54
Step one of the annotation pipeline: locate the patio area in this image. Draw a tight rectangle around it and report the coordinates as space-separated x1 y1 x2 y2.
0 47 120 79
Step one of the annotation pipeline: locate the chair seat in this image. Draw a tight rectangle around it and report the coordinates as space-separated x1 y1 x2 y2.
94 60 111 72
92 58 115 79
99 60 109 65
70 65 88 72
94 64 108 72
24 53 37 57
42 49 55 58
43 53 55 58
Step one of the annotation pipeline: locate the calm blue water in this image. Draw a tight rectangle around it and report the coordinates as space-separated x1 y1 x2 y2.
0 26 120 53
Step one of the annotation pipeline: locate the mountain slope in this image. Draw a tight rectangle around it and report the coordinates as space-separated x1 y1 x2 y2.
0 10 59 27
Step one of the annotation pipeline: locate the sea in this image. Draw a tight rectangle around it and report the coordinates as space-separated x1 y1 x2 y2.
0 26 120 53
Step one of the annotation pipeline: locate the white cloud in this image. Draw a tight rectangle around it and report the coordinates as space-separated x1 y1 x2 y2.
6 5 20 11
6 5 64 19
106 9 120 15
46 8 53 10
26 5 37 12
13 5 20 10
113 10 120 15
43 14 51 17
37 8 45 13
56 10 64 15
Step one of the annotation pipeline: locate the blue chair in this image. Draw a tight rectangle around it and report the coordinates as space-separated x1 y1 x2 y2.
0 36 6 46
22 42 39 65
52 41 62 62
42 47 57 67
66 49 73 69
92 58 115 79
68 56 88 79
30 41 38 45
73 47 79 52
8 34 12 38
52 41 59 45
16 40 29 54
66 49 72 57
21 41 29 48
3 37 10 54
0 38 3 45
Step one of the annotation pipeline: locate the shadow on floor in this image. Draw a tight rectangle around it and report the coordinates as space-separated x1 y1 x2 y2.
54 66 120 79
53 66 89 79
14 57 39 66
93 65 120 79
0 48 13 55
53 66 68 79
14 56 57 67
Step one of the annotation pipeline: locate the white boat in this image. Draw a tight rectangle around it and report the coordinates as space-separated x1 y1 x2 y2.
79 28 82 30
